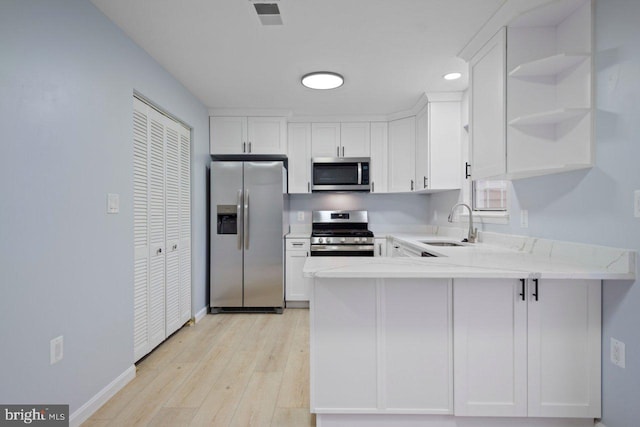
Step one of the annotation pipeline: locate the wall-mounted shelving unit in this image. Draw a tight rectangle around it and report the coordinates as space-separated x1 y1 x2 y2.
505 0 593 178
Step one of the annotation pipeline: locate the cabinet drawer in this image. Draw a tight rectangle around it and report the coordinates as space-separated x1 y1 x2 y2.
286 239 310 251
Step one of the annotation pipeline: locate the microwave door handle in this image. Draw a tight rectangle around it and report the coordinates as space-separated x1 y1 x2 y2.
358 162 362 185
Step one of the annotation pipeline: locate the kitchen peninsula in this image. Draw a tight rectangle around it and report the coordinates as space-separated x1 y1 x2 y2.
304 230 635 427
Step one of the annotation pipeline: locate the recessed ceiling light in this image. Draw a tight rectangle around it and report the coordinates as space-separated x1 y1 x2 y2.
443 72 462 81
301 72 344 90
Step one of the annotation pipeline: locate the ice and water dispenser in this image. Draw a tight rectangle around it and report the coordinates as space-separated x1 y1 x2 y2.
216 205 238 235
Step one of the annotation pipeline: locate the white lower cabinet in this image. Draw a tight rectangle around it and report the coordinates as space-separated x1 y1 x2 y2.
285 238 311 302
311 278 452 413
454 278 601 418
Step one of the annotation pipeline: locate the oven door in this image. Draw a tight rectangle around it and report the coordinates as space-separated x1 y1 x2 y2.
312 157 370 192
310 244 374 257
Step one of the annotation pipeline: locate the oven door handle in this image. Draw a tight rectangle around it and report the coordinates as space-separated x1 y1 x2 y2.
311 245 375 252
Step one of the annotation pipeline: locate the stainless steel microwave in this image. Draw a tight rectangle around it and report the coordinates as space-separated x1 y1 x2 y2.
311 157 370 192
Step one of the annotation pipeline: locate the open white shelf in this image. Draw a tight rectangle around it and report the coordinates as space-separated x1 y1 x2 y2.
509 108 589 126
509 53 589 78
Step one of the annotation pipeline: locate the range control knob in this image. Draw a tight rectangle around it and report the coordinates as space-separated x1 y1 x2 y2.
354 237 361 243
340 237 346 243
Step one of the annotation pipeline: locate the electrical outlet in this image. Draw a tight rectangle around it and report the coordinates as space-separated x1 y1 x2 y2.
611 337 625 368
50 336 64 365
520 210 529 228
297 211 305 221
634 190 640 218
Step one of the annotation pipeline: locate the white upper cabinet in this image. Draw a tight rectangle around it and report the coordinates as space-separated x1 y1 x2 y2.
388 116 416 192
369 122 388 193
415 106 430 190
469 27 507 180
340 122 370 157
287 123 312 194
209 116 245 155
467 0 593 180
210 116 286 155
311 122 340 157
506 0 593 179
311 122 370 158
428 101 462 190
415 101 462 191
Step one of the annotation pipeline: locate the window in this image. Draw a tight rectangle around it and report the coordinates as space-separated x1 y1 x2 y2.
473 180 508 211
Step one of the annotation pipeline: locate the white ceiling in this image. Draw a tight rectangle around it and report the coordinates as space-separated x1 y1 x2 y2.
91 0 505 116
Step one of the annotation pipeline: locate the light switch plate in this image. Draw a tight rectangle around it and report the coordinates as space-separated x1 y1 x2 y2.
50 335 63 365
107 193 120 214
297 211 305 221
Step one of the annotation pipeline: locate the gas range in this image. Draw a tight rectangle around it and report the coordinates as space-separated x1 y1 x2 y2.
310 210 374 257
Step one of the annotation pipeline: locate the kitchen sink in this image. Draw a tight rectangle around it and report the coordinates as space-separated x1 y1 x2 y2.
419 241 465 247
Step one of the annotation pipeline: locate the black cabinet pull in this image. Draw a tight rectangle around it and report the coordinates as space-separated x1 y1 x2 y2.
519 279 525 301
532 278 539 301
465 162 471 179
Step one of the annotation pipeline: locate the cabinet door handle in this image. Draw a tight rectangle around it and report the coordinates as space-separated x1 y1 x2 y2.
248 142 252 153
243 142 246 153
157 248 163 255
532 278 539 301
307 182 310 193
337 146 340 157
378 244 382 256
519 279 525 301
465 162 471 179
307 251 309 257
410 180 414 191
423 176 428 189
372 181 375 193
342 146 345 157
292 242 304 247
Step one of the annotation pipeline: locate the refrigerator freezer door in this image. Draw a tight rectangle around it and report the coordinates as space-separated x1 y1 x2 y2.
210 161 244 307
243 162 284 307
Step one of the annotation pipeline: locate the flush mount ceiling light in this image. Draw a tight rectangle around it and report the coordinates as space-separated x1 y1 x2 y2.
443 72 462 81
301 72 344 90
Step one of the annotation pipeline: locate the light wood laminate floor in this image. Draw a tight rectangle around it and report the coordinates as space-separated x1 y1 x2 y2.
83 309 314 427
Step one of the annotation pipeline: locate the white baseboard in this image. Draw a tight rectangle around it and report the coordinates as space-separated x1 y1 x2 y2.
68 365 136 427
194 306 208 323
595 422 607 427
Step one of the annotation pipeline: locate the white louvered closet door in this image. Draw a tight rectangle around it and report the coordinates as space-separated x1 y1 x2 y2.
178 125 192 325
164 120 182 336
133 98 150 361
133 96 191 361
147 106 167 352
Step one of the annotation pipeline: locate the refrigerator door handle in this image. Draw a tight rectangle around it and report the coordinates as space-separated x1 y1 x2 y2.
244 189 250 250
237 189 243 250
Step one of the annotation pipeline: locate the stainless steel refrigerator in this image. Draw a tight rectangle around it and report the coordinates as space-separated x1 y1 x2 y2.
210 161 284 312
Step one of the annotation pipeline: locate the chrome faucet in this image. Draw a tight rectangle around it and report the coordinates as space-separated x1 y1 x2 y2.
447 203 478 243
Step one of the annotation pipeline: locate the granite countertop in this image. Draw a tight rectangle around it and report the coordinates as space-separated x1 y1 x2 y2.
303 232 636 281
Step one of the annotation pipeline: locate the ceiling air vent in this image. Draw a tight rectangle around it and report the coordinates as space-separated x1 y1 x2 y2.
253 2 283 26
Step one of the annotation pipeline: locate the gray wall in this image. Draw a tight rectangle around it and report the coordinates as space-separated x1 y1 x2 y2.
0 0 209 413
429 1 640 424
